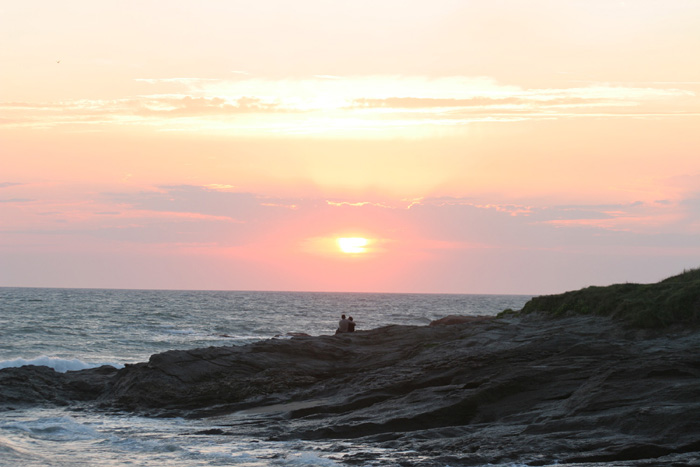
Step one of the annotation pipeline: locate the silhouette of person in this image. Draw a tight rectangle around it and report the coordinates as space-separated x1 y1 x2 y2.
347 316 356 332
336 314 350 334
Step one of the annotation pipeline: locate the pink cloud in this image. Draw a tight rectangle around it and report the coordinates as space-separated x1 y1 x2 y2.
3 184 700 293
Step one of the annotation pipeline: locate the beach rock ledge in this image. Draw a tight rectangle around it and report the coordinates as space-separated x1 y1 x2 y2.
2 310 700 466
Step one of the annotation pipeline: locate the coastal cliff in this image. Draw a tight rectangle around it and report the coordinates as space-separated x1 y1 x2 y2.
2 270 700 466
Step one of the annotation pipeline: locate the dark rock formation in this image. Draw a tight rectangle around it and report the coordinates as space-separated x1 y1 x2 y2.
0 364 117 408
2 314 699 465
429 315 493 326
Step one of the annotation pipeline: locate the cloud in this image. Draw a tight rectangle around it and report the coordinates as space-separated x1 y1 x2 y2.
9 184 699 254
404 197 696 249
0 198 33 203
0 182 24 189
203 184 237 192
353 96 598 110
132 96 284 116
680 194 700 227
105 185 262 220
3 75 695 132
0 95 286 130
4 183 700 293
351 85 694 117
134 78 223 85
326 200 395 209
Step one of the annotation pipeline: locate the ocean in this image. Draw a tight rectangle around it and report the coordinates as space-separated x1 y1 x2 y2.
0 287 532 466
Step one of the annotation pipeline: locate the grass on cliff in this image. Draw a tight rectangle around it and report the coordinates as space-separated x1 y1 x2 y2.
511 267 700 328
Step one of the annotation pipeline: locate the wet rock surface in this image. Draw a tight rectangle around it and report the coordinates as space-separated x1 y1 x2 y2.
0 364 117 407
2 314 700 465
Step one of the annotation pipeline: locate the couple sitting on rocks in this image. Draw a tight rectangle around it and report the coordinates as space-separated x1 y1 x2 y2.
335 314 356 334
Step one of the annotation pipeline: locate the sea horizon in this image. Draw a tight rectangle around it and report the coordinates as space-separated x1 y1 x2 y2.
0 284 537 298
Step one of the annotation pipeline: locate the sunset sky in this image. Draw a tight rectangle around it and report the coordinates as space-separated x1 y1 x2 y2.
2 0 700 294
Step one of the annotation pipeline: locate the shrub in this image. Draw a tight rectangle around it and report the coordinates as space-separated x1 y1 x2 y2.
518 267 700 328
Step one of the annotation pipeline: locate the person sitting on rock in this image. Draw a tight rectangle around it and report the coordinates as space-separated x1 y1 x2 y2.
336 314 350 334
347 316 356 332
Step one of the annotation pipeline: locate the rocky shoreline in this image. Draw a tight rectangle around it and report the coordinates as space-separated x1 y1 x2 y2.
2 311 699 466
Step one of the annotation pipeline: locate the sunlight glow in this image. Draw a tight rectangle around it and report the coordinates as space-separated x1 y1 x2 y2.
337 237 369 254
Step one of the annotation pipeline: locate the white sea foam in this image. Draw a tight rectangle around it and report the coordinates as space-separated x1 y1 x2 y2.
0 356 124 373
0 438 52 466
283 451 342 465
160 327 198 335
3 416 103 442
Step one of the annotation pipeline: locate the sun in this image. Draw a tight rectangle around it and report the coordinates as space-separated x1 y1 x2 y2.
337 237 369 254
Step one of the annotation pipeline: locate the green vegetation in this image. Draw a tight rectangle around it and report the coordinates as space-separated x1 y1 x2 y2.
514 267 700 328
496 308 518 318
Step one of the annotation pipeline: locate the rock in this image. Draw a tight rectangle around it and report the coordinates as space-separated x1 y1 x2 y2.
2 314 699 465
429 315 493 326
0 364 117 408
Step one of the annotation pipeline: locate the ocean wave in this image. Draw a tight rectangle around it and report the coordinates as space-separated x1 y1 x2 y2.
159 327 198 335
3 416 103 442
0 356 124 373
0 438 52 466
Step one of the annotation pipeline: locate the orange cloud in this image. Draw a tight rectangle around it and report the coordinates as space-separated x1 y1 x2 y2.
133 96 283 116
2 77 695 134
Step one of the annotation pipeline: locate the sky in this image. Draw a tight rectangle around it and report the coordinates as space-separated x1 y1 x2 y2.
2 0 700 294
